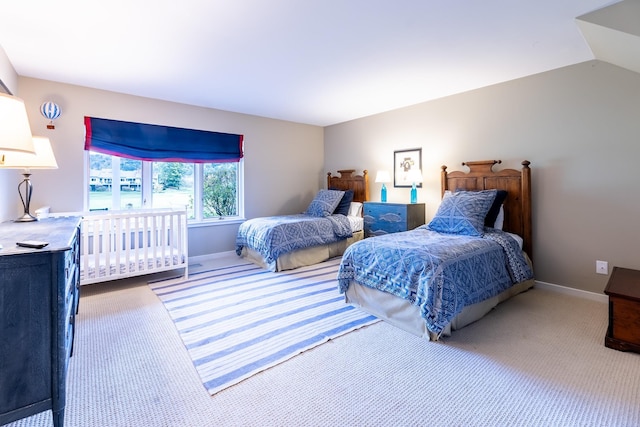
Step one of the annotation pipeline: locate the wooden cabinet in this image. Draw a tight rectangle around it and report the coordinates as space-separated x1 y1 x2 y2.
0 217 81 427
604 266 640 353
363 202 425 237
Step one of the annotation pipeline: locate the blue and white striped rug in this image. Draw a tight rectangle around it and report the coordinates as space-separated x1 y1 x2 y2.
149 257 379 395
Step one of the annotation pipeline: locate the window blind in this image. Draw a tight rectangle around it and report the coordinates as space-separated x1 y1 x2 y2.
84 116 243 163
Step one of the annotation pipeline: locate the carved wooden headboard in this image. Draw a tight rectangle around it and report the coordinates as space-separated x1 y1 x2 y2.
326 169 369 203
441 160 532 258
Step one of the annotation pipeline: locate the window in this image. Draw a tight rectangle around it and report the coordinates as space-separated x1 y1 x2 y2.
88 152 143 210
151 161 194 213
86 154 243 222
84 116 244 222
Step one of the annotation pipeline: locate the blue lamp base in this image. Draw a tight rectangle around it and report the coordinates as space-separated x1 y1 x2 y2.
381 184 387 202
410 183 417 204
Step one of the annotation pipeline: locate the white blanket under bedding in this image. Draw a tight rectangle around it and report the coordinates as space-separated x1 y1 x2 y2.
347 215 363 232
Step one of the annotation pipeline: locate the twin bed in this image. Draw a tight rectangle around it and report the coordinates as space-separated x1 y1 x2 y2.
236 169 369 271
236 160 534 340
339 160 534 340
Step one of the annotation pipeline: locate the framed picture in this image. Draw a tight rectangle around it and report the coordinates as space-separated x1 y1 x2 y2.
394 148 422 188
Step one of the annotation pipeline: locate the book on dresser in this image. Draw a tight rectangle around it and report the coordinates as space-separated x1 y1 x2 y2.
0 216 81 427
363 202 426 237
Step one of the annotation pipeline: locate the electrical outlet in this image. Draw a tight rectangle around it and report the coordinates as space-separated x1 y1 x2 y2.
596 260 608 275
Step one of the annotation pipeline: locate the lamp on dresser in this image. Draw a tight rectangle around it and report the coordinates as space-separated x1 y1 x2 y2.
0 136 58 222
406 168 423 204
375 170 391 202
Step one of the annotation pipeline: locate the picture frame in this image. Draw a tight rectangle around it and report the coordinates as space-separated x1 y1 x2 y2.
394 148 422 188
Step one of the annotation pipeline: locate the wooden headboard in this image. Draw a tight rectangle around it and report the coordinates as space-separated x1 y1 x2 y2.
326 169 369 203
441 160 532 258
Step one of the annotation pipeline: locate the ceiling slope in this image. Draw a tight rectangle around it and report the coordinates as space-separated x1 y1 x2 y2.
577 0 640 74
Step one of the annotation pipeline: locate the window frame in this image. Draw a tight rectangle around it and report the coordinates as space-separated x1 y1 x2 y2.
84 151 245 225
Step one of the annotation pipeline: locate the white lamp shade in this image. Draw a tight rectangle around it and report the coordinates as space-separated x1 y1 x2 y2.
406 168 423 183
0 136 58 169
375 170 391 183
0 93 35 154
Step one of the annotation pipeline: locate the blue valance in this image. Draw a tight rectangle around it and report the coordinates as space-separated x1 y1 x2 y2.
84 116 243 163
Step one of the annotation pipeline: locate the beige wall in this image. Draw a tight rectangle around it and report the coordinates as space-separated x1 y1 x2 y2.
325 60 640 294
5 58 640 294
4 78 324 256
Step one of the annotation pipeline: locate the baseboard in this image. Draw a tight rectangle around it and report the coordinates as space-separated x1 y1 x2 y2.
189 250 237 265
534 280 608 303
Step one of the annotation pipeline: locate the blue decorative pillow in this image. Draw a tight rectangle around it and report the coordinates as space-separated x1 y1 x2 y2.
427 189 497 236
329 188 354 216
456 188 507 227
305 189 345 217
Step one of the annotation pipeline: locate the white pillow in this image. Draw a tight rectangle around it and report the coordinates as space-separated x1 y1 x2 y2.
493 205 504 230
348 202 363 217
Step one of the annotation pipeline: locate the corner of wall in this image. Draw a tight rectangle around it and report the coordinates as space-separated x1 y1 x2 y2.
0 44 18 94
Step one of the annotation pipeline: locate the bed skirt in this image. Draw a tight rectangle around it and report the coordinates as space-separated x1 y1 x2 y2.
240 230 364 271
345 277 535 341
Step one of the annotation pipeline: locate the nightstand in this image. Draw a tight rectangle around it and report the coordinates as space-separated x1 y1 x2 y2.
604 267 640 353
363 202 425 237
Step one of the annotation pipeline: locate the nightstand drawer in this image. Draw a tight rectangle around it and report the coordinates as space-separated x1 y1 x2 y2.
363 202 425 237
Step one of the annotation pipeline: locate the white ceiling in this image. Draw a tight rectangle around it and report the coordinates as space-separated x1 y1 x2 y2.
0 0 623 126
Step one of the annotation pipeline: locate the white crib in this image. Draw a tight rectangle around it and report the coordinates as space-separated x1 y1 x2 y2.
79 209 189 285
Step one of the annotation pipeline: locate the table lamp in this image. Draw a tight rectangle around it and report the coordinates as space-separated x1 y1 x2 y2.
0 136 58 222
406 168 423 204
0 93 35 154
375 170 391 202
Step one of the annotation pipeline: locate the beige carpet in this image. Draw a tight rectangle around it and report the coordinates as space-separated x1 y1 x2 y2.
6 259 640 427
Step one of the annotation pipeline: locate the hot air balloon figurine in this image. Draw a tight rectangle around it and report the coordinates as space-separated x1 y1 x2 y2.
40 102 61 129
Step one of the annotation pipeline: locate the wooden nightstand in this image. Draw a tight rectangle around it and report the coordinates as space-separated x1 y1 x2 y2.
604 266 640 353
363 202 425 237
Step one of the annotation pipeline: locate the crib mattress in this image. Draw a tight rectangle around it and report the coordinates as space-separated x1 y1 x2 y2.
80 253 185 283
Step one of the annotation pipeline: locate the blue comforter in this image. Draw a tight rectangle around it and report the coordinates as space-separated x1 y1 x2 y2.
337 227 533 336
236 214 353 270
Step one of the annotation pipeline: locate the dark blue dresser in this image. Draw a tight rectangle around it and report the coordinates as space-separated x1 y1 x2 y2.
363 202 425 237
0 217 81 427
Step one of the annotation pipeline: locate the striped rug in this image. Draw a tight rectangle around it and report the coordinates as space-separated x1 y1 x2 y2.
148 257 379 395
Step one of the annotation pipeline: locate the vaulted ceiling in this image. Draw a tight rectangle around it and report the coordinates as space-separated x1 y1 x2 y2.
0 0 636 126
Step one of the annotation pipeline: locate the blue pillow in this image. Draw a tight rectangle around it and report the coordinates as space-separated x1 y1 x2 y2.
484 190 507 227
427 189 497 236
456 188 507 227
305 189 345 217
330 188 354 216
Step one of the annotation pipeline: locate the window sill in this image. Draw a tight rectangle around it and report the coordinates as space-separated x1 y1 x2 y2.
188 217 245 228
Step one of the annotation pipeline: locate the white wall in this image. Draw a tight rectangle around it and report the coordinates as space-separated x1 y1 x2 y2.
325 60 640 294
9 78 324 256
0 45 21 222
